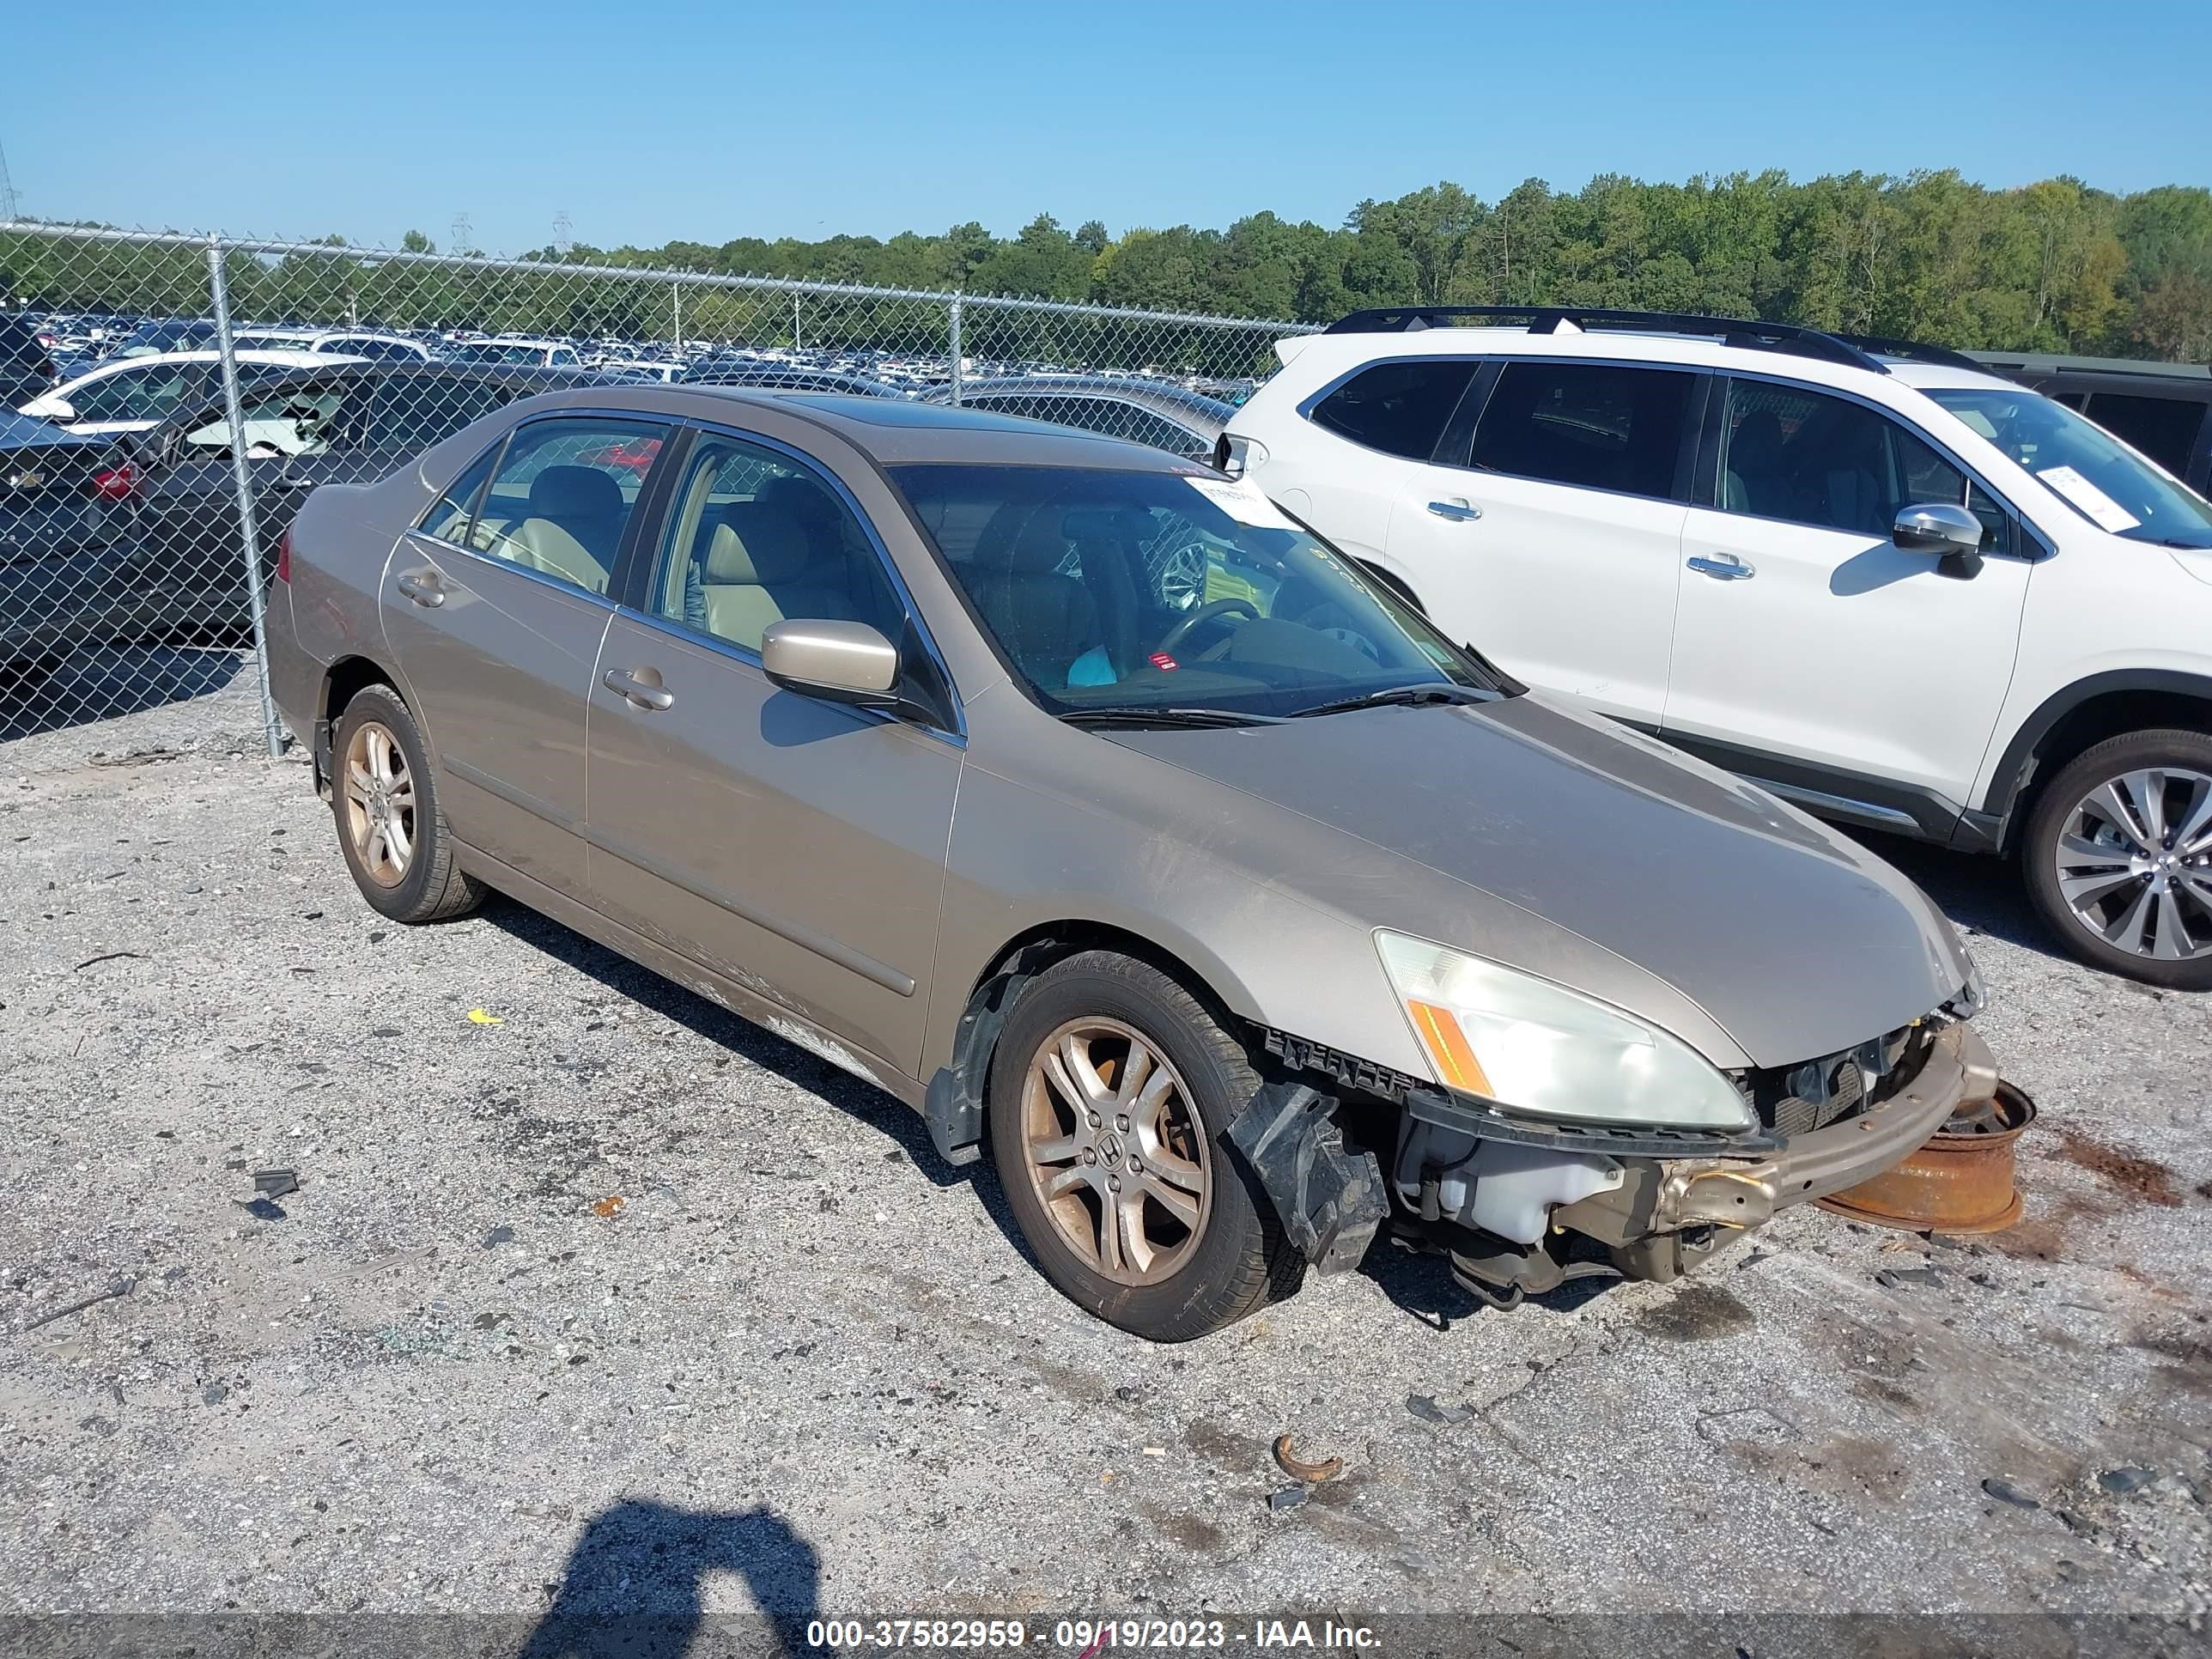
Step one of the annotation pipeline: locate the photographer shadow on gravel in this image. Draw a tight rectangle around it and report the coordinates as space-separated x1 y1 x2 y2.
520 1498 827 1659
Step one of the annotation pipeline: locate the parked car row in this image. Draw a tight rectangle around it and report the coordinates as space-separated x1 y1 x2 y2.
268 380 2000 1340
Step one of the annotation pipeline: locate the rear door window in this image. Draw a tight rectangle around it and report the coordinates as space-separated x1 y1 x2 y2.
1309 360 1479 460
1468 361 1695 500
2082 392 2207 478
466 417 667 596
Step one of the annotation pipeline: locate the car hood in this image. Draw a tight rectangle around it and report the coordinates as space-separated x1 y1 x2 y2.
1103 692 1974 1068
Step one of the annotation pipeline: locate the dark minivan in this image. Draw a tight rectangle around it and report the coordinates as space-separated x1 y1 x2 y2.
1972 351 2212 495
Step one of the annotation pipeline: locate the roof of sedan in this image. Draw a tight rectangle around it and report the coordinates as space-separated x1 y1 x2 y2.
537 384 1202 469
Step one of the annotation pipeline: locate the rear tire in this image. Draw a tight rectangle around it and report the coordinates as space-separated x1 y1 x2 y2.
330 684 483 924
987 951 1301 1340
2021 727 2212 989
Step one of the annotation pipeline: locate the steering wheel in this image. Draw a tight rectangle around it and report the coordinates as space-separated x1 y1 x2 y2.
1154 597 1259 659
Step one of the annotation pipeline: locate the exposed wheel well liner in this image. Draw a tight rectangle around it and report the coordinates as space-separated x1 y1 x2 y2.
921 920 1250 1168
323 655 399 726
1984 672 2212 845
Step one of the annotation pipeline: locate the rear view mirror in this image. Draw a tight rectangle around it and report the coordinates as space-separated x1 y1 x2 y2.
31 396 76 423
760 619 900 706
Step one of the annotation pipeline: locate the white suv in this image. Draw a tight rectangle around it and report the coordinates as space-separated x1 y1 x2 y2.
1224 306 2212 987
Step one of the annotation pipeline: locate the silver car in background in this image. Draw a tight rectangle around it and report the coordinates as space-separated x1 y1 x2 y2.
265 386 1996 1340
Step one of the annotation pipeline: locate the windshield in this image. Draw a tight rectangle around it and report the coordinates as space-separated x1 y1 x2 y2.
890 464 1492 718
1929 386 2212 550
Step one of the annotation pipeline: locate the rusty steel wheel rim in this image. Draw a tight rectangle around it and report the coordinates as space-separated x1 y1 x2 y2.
341 720 416 888
1020 1017 1213 1287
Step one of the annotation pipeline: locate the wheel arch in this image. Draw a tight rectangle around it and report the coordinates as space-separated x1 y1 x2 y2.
323 653 401 726
1983 671 2212 849
920 917 1258 1168
310 654 405 796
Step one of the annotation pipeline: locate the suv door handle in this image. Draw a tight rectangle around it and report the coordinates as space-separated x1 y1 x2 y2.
604 667 674 711
1427 499 1482 522
393 571 445 607
1686 554 1756 580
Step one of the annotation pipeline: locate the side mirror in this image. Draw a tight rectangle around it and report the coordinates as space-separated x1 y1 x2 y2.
1893 502 1984 559
30 396 76 423
760 618 900 707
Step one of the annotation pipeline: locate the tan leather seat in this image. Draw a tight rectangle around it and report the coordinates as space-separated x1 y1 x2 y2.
504 465 625 594
697 501 852 650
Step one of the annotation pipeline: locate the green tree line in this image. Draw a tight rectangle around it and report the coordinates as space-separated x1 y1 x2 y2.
8 170 2211 362
532 170 2212 360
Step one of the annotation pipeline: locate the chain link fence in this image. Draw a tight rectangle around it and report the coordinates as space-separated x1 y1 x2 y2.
0 222 1315 745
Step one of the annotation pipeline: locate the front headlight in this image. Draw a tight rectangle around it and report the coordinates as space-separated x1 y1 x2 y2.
1375 931 1753 1133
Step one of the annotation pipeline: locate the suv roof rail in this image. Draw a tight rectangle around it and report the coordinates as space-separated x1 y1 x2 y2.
1830 332 1988 374
1322 304 1893 374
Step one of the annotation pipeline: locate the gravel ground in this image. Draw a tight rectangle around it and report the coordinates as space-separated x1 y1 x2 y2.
2 684 2208 1649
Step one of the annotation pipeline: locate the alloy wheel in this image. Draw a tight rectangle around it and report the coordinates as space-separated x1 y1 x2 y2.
1020 1017 1213 1285
342 720 416 888
2051 767 2212 962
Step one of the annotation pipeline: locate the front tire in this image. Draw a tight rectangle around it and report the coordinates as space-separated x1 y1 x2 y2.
986 951 1300 1340
2022 727 2212 988
330 684 484 924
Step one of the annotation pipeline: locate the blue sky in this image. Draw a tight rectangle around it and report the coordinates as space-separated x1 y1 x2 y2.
9 0 2209 254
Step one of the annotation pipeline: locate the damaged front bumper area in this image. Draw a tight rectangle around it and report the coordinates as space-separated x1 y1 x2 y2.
1237 1019 1996 1304
1546 1020 1997 1277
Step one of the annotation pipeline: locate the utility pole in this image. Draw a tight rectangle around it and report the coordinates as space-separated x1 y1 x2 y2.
0 140 18 221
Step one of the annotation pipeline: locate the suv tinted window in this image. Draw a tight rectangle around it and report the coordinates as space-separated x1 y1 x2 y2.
1468 362 1693 498
1310 360 1477 460
1721 378 2002 544
2083 393 2206 477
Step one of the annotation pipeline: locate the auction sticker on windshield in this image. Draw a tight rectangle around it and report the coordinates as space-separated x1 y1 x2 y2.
2038 465 2142 532
1186 475 1296 531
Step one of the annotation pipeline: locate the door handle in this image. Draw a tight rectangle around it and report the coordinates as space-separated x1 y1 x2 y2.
604 667 674 711
1426 499 1482 522
393 571 446 607
1686 554 1756 580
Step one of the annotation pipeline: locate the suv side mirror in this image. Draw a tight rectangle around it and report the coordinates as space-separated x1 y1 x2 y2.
1893 501 1986 579
1893 502 1983 558
30 395 76 423
760 619 900 707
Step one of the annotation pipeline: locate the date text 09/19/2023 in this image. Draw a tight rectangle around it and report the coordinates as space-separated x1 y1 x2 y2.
800 1619 1385 1651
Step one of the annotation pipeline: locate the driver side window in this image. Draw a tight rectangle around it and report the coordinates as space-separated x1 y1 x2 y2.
1718 379 2002 546
647 432 903 654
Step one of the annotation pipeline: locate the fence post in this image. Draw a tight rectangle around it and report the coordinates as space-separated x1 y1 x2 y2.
672 283 683 354
948 291 963 405
205 236 285 759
